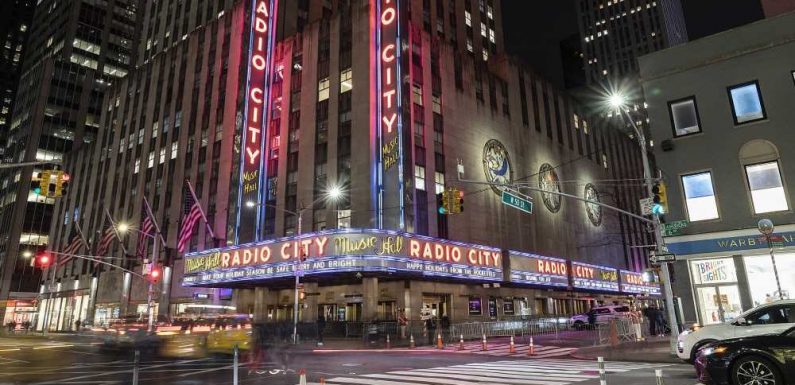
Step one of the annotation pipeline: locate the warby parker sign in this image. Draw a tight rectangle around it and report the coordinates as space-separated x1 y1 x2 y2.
508 251 569 288
237 0 278 241
183 229 503 285
571 261 619 292
619 270 661 296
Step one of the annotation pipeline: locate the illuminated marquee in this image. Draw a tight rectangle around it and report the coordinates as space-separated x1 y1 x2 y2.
619 270 661 296
183 229 503 286
571 261 619 292
237 0 278 242
507 251 569 288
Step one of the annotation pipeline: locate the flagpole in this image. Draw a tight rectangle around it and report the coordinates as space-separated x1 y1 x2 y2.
186 180 216 241
143 197 167 248
104 208 128 255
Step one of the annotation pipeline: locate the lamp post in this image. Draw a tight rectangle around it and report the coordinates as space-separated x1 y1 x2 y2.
608 91 681 353
117 224 159 333
757 219 784 300
246 184 344 344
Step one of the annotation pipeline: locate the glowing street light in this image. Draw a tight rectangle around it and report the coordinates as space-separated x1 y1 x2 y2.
608 92 627 110
117 222 130 234
327 185 344 201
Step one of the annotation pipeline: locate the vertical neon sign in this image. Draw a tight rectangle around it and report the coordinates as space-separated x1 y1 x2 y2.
374 0 405 230
236 0 278 244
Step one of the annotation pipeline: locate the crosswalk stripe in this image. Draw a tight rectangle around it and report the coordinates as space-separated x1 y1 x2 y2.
461 361 644 372
366 372 570 385
452 364 596 377
414 368 592 382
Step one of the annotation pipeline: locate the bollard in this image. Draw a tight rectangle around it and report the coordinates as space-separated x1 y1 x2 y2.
481 333 488 351
458 334 465 350
527 337 535 356
598 357 607 385
386 334 391 349
655 369 664 385
609 320 619 346
233 344 239 385
437 333 444 350
509 335 516 354
298 368 307 385
409 334 415 349
320 378 326 385
132 350 140 385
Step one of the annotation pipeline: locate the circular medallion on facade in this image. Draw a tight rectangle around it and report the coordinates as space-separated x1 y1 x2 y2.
482 139 514 195
584 183 602 226
538 163 562 213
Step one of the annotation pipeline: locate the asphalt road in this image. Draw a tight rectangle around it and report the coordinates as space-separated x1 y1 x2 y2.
0 336 701 385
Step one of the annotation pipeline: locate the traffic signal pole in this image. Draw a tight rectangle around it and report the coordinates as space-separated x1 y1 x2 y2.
41 254 59 335
146 235 159 333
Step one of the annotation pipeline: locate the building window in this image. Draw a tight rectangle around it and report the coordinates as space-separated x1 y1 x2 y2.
745 161 788 214
682 171 719 221
337 210 351 229
318 78 330 101
434 171 445 194
728 81 766 125
465 11 472 26
668 97 701 137
432 95 441 114
340 69 352 93
413 85 423 106
414 165 426 190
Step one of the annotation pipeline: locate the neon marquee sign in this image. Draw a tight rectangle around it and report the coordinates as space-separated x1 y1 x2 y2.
237 0 278 243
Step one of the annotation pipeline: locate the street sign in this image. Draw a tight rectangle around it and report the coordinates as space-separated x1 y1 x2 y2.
649 252 676 265
661 220 689 236
639 198 653 216
502 190 533 214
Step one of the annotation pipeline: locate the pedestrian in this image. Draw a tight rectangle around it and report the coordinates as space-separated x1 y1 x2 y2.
425 317 436 345
398 309 408 339
643 305 657 336
587 307 597 330
440 315 450 336
316 314 326 346
74 319 81 331
654 307 668 336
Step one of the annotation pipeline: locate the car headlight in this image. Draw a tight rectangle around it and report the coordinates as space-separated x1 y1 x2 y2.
680 330 692 336
702 346 728 356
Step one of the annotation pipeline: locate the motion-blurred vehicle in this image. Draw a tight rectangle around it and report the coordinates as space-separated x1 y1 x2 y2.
678 300 795 363
205 315 253 354
695 326 795 385
570 305 630 329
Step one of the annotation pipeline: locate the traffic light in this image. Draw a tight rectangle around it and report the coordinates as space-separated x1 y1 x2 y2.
652 181 668 215
298 283 305 301
148 265 162 283
451 189 464 214
38 170 51 196
54 171 70 197
437 191 449 215
35 252 52 268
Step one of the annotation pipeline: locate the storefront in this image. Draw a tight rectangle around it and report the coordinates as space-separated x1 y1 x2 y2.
2 299 38 328
183 229 660 323
36 288 91 331
667 226 795 325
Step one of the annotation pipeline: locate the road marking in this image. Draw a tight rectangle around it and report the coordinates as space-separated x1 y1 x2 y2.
32 344 74 350
176 364 235 377
30 358 208 385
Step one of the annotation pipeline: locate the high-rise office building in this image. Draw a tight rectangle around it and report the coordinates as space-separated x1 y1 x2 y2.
0 1 35 159
575 0 687 85
38 0 653 331
0 0 138 324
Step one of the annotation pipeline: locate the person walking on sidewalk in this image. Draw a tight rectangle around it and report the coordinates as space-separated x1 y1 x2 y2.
398 310 408 339
643 305 657 336
316 314 326 346
425 317 436 345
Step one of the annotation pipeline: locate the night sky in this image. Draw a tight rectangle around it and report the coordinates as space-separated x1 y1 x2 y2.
502 0 765 88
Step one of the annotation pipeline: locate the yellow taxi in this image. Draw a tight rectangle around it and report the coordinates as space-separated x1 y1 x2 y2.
205 316 253 355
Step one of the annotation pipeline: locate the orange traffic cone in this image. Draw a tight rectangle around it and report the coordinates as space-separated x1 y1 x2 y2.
437 333 444 349
409 334 415 349
319 378 326 385
481 334 488 351
509 335 516 353
458 334 465 350
528 337 535 356
386 334 391 349
298 369 307 385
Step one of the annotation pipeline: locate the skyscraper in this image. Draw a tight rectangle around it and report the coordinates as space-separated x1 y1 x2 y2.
0 0 138 322
576 0 687 85
0 1 35 159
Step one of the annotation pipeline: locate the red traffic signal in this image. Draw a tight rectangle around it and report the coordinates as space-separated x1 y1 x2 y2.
148 266 162 283
36 252 52 268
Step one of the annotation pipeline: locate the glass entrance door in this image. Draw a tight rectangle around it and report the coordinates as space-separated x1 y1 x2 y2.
696 285 743 325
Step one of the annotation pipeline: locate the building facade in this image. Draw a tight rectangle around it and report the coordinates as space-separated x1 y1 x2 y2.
760 0 795 17
639 12 795 326
0 0 139 326
40 0 654 331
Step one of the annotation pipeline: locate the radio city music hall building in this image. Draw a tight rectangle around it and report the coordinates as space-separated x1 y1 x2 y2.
44 0 657 329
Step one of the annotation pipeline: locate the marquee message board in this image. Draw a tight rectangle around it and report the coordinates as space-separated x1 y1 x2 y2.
183 229 503 286
507 251 569 288
570 261 620 292
619 270 661 296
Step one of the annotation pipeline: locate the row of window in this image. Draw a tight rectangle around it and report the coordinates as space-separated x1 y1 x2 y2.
668 76 793 138
681 159 788 222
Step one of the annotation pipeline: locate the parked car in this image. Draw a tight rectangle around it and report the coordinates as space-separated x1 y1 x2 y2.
695 326 795 385
677 300 795 363
570 305 630 329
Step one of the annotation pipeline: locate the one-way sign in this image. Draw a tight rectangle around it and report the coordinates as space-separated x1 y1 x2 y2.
649 252 676 265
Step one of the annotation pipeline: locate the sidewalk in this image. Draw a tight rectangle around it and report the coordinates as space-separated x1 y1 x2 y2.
572 336 682 363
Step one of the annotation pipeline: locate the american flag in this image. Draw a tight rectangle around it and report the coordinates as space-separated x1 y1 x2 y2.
95 225 117 256
136 205 155 260
60 233 84 264
177 185 204 253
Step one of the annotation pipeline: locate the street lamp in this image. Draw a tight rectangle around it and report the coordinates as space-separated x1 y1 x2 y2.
247 183 345 344
116 222 160 333
605 90 681 353
22 250 33 258
757 219 784 300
